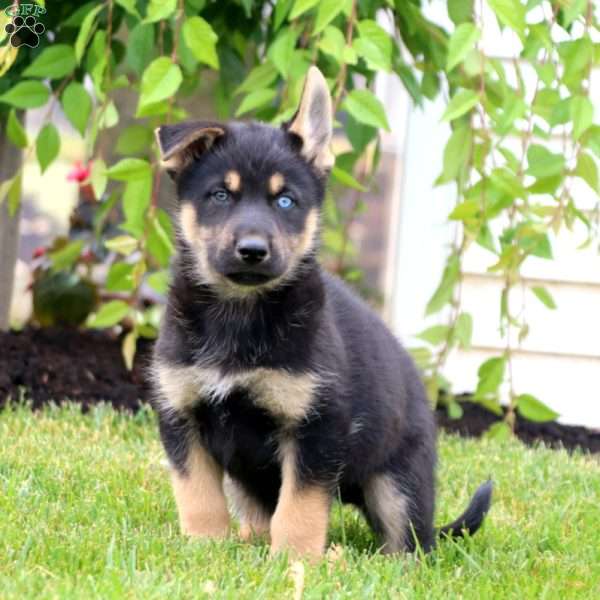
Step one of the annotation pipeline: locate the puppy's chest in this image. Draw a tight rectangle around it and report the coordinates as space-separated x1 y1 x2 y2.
154 362 318 422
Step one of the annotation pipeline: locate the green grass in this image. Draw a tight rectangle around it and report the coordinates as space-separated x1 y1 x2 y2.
1 404 599 599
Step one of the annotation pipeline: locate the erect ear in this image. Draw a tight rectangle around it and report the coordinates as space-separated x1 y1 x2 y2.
285 67 334 173
154 121 225 178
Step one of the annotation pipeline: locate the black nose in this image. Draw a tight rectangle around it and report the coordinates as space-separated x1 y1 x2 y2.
235 236 270 265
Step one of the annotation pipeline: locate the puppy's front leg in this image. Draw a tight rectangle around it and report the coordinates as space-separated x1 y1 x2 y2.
157 409 230 539
170 441 230 538
270 441 332 559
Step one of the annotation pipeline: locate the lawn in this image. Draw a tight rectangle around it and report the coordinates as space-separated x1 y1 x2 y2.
1 404 599 599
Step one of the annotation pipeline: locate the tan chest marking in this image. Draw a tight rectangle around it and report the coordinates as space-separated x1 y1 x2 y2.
153 362 318 422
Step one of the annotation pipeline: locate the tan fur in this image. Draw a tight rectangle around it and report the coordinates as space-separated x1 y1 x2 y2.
270 441 331 558
291 208 319 259
225 476 271 540
364 474 409 553
152 361 319 423
178 202 220 284
171 442 230 538
155 126 224 173
288 67 334 172
224 170 241 193
268 172 285 195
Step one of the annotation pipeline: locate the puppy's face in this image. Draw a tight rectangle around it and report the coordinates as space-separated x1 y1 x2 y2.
156 67 333 295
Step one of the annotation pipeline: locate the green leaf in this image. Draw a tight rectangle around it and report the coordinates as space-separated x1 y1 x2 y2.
7 109 27 148
342 90 390 131
183 16 219 70
116 125 154 155
121 172 152 239
236 63 279 95
448 199 480 220
61 82 92 137
147 210 174 267
90 158 107 199
235 88 277 117
137 58 183 115
126 23 155 75
526 145 565 178
106 263 136 292
314 0 345 34
146 270 170 295
436 126 471 184
570 95 594 140
454 313 473 349
36 123 60 175
23 45 76 79
105 235 138 256
318 26 346 63
289 0 319 20
116 0 141 18
331 166 367 191
475 356 506 397
267 28 298 77
75 4 105 63
144 0 176 23
107 158 151 182
488 0 526 40
574 152 598 194
49 240 83 271
0 174 22 216
87 300 130 329
447 23 480 71
531 286 556 310
0 81 50 109
416 325 449 345
517 393 559 422
426 255 460 315
448 0 473 25
353 20 393 72
441 90 479 121
485 421 511 440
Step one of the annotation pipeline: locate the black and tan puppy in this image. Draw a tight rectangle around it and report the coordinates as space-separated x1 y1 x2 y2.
151 67 492 558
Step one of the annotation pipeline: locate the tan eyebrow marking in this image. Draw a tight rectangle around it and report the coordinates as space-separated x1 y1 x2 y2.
268 172 285 195
224 170 241 192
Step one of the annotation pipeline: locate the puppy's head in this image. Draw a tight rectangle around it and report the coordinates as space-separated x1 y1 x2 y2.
156 67 333 296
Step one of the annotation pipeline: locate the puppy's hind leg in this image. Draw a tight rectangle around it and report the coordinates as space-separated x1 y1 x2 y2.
225 476 271 541
363 473 412 554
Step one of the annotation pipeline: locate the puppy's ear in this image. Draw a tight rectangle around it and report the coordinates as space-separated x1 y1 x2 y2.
155 121 225 178
285 67 334 173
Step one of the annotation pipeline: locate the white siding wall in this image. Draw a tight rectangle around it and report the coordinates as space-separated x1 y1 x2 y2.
384 3 600 427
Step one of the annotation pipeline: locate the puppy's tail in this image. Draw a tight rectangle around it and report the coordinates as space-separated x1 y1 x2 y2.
438 480 493 540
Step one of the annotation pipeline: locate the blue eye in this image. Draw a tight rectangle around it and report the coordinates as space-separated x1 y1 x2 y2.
276 195 294 210
213 189 230 204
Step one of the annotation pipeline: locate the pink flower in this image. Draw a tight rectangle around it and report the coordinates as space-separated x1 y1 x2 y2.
32 246 46 258
67 161 91 183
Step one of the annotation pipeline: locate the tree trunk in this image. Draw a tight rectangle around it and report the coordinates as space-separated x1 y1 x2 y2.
0 117 22 331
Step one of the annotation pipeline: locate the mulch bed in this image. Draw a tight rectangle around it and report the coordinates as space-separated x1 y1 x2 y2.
2 327 600 454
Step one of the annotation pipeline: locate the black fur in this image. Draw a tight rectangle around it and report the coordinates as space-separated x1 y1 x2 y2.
152 117 492 555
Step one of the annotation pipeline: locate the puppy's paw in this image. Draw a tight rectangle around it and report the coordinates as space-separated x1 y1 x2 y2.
180 511 230 539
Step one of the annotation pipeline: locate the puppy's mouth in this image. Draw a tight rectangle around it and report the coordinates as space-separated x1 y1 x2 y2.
225 272 274 286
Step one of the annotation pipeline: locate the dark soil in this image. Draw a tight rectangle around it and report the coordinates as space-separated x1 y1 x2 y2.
0 327 152 412
2 328 600 455
436 398 600 454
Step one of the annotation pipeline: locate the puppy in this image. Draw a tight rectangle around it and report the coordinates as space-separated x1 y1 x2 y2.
151 67 492 558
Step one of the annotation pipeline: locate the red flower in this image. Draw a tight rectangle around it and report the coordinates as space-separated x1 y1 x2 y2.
67 161 91 183
32 246 46 258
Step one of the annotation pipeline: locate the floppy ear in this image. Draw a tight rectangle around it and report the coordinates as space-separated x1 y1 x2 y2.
154 121 225 178
285 67 334 173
